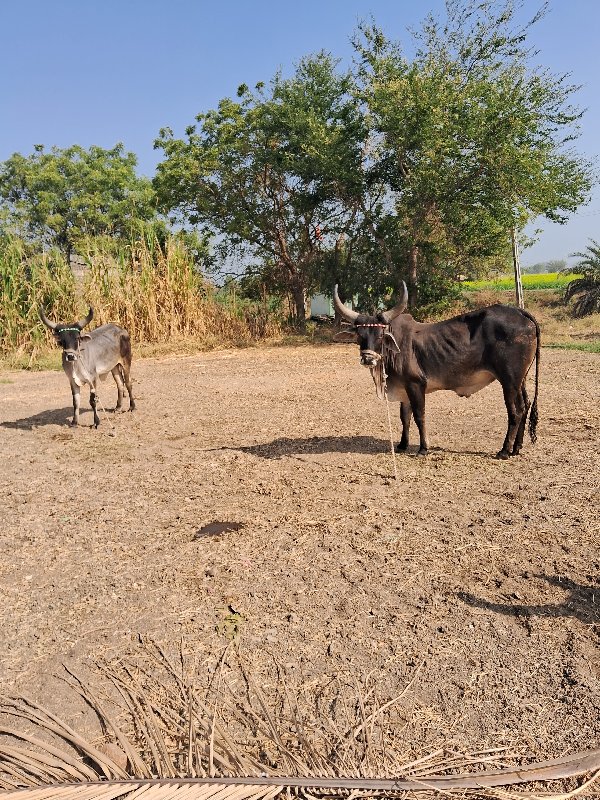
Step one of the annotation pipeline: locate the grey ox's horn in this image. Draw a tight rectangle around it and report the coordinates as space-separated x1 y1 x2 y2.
381 281 408 323
333 285 359 323
39 307 58 330
76 308 94 329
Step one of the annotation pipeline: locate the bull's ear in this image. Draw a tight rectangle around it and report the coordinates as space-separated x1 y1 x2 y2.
80 333 92 340
333 330 359 343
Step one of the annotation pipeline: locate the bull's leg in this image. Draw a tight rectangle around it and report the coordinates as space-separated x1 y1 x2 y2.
498 382 526 459
119 335 136 412
406 384 428 455
89 383 101 429
70 384 81 426
111 366 125 412
123 365 135 411
119 362 135 412
511 385 530 456
396 401 412 452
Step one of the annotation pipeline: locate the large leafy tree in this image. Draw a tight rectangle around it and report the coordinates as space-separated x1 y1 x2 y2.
154 1 594 318
154 53 367 327
354 0 594 306
0 143 157 262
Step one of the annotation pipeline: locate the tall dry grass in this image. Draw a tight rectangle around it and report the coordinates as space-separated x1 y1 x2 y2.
0 234 283 368
0 237 80 366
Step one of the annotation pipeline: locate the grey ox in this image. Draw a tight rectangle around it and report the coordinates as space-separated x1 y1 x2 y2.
333 284 540 459
40 307 135 427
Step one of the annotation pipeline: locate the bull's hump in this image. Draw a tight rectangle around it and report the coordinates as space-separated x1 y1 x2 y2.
91 323 125 336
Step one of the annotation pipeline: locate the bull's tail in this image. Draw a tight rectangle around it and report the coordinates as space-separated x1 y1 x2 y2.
520 309 540 444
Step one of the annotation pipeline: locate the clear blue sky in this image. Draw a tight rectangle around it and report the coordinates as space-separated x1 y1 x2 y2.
2 0 599 267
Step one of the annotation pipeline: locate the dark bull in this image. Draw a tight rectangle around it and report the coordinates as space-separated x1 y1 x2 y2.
40 307 135 428
333 284 540 459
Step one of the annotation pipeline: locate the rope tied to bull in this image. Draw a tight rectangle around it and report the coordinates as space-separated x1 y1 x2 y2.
370 327 402 482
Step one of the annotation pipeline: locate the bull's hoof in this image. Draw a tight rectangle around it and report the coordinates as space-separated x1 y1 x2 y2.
70 420 78 427
417 447 428 456
511 447 522 456
496 450 510 460
396 442 408 453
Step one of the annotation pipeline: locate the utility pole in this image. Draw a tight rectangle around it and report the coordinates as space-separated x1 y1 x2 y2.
511 226 524 309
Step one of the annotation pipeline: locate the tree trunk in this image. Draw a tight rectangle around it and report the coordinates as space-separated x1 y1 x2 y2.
290 283 307 331
407 245 419 309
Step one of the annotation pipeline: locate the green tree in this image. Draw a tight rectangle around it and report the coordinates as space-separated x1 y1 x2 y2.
0 143 157 262
354 0 594 306
154 53 367 328
563 240 600 316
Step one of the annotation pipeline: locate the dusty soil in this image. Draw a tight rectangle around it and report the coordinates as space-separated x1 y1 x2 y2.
0 344 598 764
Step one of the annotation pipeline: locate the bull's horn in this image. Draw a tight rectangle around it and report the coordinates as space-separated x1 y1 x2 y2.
76 308 94 329
381 281 408 323
333 285 359 323
39 307 57 330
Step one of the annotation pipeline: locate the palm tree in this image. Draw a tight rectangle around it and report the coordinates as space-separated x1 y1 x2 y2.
564 240 600 317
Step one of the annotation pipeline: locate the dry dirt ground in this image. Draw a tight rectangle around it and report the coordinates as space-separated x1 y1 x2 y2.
0 344 598 766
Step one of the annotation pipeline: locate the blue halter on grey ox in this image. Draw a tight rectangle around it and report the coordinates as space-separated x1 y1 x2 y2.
333 283 540 460
40 307 136 428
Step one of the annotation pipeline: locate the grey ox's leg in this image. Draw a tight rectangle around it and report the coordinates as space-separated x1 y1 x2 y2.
406 383 429 455
119 334 136 412
397 401 412 452
70 384 81 426
89 383 101 429
111 366 125 412
121 364 135 411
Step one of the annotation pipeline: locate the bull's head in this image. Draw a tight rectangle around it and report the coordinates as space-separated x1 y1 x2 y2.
40 307 94 362
333 284 407 366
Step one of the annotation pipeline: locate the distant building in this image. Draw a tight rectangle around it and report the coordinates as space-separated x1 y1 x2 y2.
310 293 333 316
310 292 357 318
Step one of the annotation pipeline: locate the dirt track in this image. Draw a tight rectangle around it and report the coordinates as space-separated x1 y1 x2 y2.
0 344 598 759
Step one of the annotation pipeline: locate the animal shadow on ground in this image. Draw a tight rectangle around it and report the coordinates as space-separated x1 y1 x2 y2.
217 436 493 460
459 574 600 625
224 435 388 459
1 407 74 430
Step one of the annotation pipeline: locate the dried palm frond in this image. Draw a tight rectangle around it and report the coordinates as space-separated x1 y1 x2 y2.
1 639 599 799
